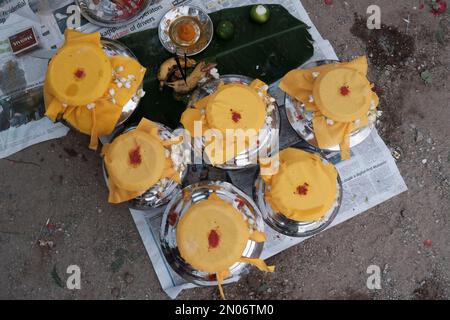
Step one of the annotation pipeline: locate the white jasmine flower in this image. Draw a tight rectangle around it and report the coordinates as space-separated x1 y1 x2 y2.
210 68 219 79
128 74 135 80
261 85 269 91
267 104 275 113
109 88 115 96
86 103 96 110
117 82 123 88
125 82 131 89
165 149 170 158
62 103 68 108
308 95 314 103
326 118 334 125
312 71 320 78
354 119 361 126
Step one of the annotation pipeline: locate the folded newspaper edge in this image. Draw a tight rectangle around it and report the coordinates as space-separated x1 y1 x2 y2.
0 118 69 159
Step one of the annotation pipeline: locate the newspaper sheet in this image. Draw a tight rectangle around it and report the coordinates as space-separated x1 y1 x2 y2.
0 1 70 158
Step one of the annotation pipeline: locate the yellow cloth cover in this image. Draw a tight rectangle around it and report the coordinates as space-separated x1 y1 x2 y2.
44 29 146 150
279 56 379 160
102 118 181 204
264 148 338 222
176 193 274 299
180 80 268 165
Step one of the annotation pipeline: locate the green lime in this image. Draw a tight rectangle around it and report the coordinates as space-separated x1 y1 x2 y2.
250 5 270 24
216 20 235 40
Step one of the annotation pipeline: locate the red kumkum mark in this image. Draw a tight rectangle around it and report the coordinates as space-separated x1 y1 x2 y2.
208 229 220 249
129 146 142 166
230 109 242 123
208 274 217 281
168 211 178 226
74 68 86 79
295 183 309 196
236 199 245 210
340 85 350 96
296 114 304 121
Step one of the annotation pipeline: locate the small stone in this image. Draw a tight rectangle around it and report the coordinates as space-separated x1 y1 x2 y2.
421 159 427 164
111 287 120 298
124 272 135 284
415 131 424 142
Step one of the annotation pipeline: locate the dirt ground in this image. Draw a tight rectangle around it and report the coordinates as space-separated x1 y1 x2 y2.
0 0 449 300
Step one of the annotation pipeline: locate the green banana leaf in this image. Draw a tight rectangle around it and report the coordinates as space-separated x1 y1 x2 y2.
121 4 314 128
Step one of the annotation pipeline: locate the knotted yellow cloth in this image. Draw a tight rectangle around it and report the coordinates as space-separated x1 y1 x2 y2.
102 118 182 204
279 56 379 160
180 80 268 165
176 193 275 299
44 29 146 150
263 148 338 222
